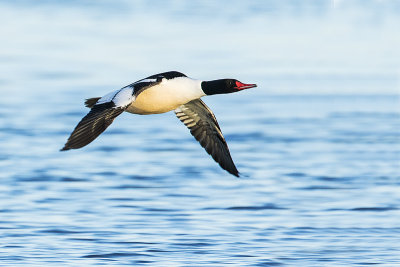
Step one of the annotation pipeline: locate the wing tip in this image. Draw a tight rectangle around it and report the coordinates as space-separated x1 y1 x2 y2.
60 145 70 151
227 167 240 177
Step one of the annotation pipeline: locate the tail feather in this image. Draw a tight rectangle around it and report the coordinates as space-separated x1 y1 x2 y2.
84 97 101 108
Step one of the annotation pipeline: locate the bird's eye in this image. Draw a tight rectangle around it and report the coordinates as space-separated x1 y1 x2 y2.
156 76 164 82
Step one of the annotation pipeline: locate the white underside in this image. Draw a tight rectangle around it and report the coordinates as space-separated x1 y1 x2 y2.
126 77 205 115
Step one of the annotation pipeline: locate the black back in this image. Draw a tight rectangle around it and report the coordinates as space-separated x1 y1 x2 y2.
126 71 188 96
145 71 187 80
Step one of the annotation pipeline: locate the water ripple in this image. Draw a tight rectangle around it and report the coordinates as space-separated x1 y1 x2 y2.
226 204 286 210
1 2 399 265
82 252 151 258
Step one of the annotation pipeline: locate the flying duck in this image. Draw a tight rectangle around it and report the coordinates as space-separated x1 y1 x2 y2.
61 71 256 176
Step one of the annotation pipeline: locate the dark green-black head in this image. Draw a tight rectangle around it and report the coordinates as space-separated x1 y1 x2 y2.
201 79 257 95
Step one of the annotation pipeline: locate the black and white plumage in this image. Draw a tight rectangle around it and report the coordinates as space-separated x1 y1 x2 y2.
175 99 238 176
61 71 256 177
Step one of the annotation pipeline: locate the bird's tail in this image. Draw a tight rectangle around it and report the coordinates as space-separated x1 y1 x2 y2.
84 97 101 108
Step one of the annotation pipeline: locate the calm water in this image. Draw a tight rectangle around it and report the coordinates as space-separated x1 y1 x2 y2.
1 1 400 266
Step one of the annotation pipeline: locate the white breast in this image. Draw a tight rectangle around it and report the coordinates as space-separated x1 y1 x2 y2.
126 77 205 115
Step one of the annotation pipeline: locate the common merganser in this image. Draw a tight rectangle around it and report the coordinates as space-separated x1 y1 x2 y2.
61 71 256 177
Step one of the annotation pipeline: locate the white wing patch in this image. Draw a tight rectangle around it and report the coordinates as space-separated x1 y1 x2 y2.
97 87 135 108
97 90 119 104
112 87 135 107
136 78 157 83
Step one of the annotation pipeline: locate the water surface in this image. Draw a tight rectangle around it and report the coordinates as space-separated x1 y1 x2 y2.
1 1 400 266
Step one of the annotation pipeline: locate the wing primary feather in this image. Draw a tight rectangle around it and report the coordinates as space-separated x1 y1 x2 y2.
174 99 239 177
61 103 125 151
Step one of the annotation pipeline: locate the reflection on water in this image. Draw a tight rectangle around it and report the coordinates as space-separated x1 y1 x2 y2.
1 1 400 266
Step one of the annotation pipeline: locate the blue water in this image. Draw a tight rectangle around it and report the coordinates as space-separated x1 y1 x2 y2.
1 1 400 266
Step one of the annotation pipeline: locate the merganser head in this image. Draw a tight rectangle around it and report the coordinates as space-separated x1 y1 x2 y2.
201 79 257 95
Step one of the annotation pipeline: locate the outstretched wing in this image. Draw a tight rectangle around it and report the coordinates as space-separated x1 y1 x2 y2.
61 87 134 151
62 72 187 151
174 99 239 177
